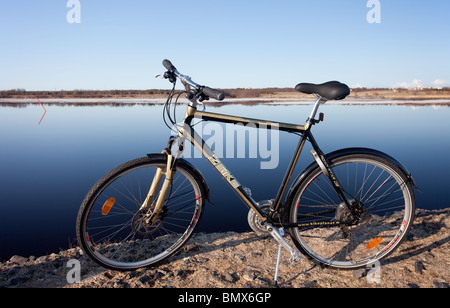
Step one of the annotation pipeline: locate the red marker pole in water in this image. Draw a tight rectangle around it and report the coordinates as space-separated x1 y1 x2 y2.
37 98 47 125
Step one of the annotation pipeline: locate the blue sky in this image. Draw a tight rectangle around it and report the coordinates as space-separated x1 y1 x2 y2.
1 0 449 91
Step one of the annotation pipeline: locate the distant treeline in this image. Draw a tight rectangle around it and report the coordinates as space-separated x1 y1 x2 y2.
351 87 450 93
0 88 296 99
1 87 450 99
222 88 296 98
0 89 172 99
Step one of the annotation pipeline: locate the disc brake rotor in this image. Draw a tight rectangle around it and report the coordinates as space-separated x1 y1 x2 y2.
131 207 166 236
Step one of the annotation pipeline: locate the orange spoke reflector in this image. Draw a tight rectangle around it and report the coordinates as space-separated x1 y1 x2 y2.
102 197 116 216
366 237 383 249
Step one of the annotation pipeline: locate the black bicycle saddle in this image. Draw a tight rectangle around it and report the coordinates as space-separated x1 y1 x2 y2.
295 81 350 101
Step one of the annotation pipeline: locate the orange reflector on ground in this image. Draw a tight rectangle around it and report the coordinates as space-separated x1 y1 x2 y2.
367 237 383 249
102 197 116 216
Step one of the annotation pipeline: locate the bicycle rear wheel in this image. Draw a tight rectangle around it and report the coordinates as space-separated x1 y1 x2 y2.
76 156 206 271
287 153 415 269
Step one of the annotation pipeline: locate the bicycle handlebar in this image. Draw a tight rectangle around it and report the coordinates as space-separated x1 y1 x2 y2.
203 87 226 101
162 59 176 72
162 59 225 101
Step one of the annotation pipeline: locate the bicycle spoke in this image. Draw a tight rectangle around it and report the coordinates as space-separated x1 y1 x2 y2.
292 155 414 268
79 158 204 270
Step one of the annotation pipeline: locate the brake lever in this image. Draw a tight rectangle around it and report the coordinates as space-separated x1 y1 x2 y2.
155 72 176 83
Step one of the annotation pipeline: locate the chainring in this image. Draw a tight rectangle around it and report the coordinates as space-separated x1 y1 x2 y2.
247 204 271 235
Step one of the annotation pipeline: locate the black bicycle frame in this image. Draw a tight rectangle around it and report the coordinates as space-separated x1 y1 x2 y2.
178 105 350 226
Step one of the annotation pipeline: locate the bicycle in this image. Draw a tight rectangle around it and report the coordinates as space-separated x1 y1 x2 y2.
76 60 418 283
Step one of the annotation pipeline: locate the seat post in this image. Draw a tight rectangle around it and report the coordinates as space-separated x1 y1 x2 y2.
307 95 327 125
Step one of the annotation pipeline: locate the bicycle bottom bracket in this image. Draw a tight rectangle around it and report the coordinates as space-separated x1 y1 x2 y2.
247 200 273 235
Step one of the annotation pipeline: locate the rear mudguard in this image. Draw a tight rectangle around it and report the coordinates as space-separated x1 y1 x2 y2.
147 153 210 202
285 147 417 209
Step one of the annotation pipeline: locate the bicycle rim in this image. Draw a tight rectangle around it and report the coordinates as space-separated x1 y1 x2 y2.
78 158 204 270
290 154 415 269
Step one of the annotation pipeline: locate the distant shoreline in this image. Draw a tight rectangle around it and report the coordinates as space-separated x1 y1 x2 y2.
1 97 450 107
2 88 450 103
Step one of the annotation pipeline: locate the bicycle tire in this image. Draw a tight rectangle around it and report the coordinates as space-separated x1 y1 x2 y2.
76 156 207 271
285 152 415 269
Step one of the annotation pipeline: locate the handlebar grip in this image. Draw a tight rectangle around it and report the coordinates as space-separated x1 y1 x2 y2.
203 87 225 101
162 59 176 72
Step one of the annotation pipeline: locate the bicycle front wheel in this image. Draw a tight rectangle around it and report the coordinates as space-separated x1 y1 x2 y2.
76 156 206 271
287 152 415 269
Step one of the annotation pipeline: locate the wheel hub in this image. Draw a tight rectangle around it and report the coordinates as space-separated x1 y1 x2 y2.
336 200 372 236
131 207 167 236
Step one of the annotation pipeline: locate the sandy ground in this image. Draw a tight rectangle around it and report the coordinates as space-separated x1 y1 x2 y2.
1 209 448 289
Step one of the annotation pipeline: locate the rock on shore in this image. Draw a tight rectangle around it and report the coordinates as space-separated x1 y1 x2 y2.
1 209 449 288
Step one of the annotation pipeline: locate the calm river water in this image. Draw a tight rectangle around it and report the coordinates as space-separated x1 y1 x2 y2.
0 101 449 261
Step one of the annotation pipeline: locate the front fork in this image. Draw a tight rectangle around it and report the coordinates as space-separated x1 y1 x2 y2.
141 136 183 224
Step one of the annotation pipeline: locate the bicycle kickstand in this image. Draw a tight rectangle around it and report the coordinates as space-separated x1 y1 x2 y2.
266 225 301 287
274 243 282 287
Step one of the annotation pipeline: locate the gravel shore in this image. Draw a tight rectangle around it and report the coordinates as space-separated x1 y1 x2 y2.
1 208 448 289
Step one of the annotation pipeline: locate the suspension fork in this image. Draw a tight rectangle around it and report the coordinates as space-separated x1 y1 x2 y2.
142 105 197 223
141 136 180 224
